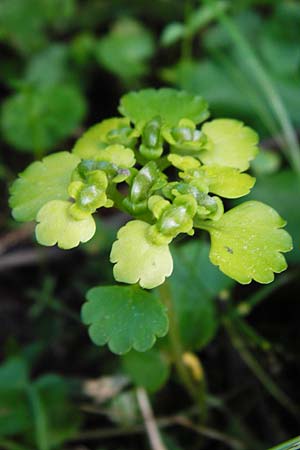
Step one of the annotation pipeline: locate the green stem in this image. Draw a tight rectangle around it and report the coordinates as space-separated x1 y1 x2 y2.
181 0 193 61
107 185 128 214
231 314 271 351
26 385 49 450
267 435 300 450
217 12 300 174
223 317 300 419
156 156 171 171
236 271 298 317
158 281 207 421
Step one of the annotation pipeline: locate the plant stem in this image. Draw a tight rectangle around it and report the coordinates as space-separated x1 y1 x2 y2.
70 413 245 448
107 185 128 214
0 223 34 255
231 314 271 351
236 271 298 317
158 281 207 421
181 0 193 61
223 316 300 419
136 387 168 450
26 385 49 450
175 416 245 450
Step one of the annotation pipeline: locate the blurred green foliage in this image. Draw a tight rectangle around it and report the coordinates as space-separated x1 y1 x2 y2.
0 355 80 449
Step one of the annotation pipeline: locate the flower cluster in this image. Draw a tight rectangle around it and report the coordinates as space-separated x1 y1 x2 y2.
10 89 292 288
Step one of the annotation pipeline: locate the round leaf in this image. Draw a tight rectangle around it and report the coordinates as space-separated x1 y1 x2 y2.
9 151 80 222
200 119 258 171
36 200 95 249
81 285 169 354
203 201 292 284
245 170 300 262
1 84 86 152
110 220 173 289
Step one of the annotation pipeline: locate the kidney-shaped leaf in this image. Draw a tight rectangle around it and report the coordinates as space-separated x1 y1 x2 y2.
1 84 86 152
245 170 300 262
36 200 95 249
110 220 173 289
81 285 169 354
200 119 258 171
9 151 80 222
203 201 292 284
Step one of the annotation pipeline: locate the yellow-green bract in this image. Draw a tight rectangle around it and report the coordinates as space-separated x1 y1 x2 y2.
110 220 173 289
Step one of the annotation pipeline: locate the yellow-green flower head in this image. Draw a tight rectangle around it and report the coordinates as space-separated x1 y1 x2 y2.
9 88 292 290
163 118 206 155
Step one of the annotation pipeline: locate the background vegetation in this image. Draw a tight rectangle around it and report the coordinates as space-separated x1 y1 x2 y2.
1 1 300 449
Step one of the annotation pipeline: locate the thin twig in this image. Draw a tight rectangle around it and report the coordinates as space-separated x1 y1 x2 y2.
174 416 245 450
136 387 168 450
0 248 64 271
224 317 300 419
69 412 245 449
0 223 34 255
158 281 207 421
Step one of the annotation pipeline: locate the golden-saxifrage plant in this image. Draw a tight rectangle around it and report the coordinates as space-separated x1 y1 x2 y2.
9 88 292 354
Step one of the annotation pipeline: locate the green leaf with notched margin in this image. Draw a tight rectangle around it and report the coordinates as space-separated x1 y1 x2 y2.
170 240 233 350
200 119 258 171
81 285 169 354
73 117 131 159
164 60 253 121
202 201 292 284
119 88 209 127
122 348 170 392
202 165 255 198
35 200 95 249
1 84 86 152
110 220 173 289
244 170 300 262
9 152 80 222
